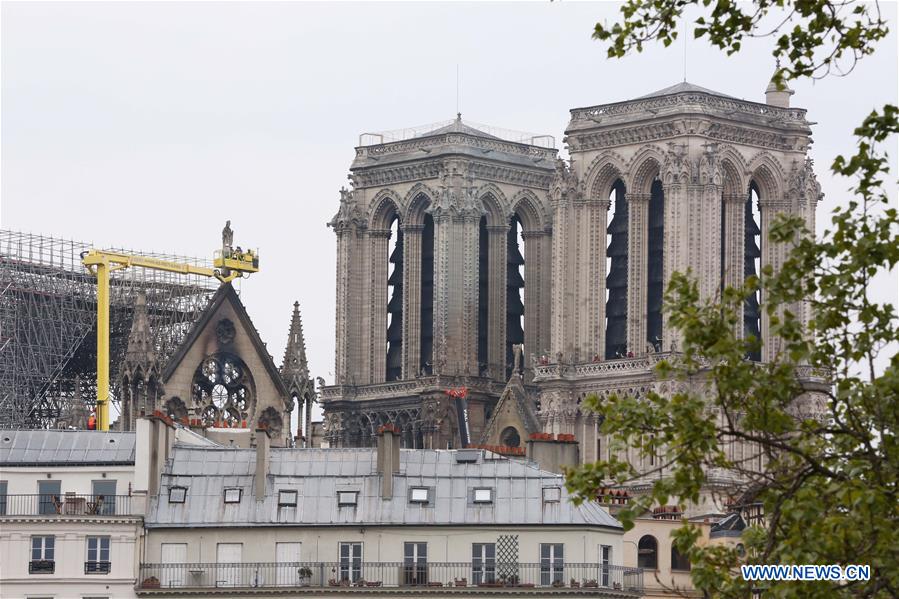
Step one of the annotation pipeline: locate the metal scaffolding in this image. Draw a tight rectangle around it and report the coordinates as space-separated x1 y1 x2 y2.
0 230 219 429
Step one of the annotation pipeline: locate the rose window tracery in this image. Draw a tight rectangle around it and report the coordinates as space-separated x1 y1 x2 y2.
193 354 252 427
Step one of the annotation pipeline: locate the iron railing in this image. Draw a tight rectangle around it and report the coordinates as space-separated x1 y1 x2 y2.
137 562 642 592
0 494 133 516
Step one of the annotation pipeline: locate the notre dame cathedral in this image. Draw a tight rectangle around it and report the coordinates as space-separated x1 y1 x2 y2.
320 79 827 480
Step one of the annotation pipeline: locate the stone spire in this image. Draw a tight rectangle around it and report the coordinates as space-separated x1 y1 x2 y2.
281 301 310 390
122 292 158 375
119 292 160 430
281 301 315 445
765 69 794 108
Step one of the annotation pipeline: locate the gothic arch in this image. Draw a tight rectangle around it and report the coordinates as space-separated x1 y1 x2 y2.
510 189 545 232
369 190 403 230
747 153 785 201
718 145 750 197
628 145 666 196
405 191 433 226
584 151 629 200
478 184 508 226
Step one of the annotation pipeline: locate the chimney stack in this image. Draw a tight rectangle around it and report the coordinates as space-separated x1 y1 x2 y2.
255 427 271 501
376 424 401 499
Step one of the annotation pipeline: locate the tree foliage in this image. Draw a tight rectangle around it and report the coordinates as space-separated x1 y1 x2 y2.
567 2 897 597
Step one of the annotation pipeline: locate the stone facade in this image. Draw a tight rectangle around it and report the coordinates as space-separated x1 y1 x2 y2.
323 81 826 508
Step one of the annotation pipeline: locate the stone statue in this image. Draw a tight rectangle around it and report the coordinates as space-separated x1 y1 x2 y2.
513 344 523 373
222 220 233 249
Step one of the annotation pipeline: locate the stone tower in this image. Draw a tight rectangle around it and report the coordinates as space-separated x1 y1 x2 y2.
323 115 557 448
280 301 315 446
533 80 825 498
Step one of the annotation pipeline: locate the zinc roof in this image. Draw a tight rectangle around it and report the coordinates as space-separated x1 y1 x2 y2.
146 446 621 530
0 429 136 466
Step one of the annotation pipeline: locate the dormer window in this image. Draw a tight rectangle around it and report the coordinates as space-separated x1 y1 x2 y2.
278 490 298 507
338 491 358 506
542 487 561 503
409 487 430 504
168 487 187 503
224 488 241 503
473 488 493 503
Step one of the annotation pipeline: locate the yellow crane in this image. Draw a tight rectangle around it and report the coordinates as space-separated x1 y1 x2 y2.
81 223 258 430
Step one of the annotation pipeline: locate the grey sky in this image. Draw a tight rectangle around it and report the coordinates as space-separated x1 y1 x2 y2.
2 1 897 407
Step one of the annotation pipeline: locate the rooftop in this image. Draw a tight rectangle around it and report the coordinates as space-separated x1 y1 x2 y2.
0 429 137 466
147 445 621 529
637 81 735 100
358 114 556 149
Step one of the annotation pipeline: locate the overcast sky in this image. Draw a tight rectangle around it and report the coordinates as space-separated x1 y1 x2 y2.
2 2 897 417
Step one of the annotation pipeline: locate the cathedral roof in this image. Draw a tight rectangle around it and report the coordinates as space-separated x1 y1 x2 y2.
638 81 735 99
415 114 503 141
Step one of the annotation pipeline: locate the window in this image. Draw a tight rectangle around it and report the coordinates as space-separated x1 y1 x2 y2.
501 426 521 448
29 535 55 573
0 480 7 515
600 545 613 587
671 545 691 571
403 542 428 585
276 542 302 585
168 486 187 503
38 480 61 515
338 542 363 583
473 488 493 503
409 487 429 504
91 480 117 515
540 543 564 586
224 488 241 503
337 491 358 506
216 543 243 587
637 535 658 570
472 543 495 585
160 543 187 587
85 536 111 574
278 490 298 506
542 487 561 503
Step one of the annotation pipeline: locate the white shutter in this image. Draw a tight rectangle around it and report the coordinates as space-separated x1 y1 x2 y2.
216 543 243 587
276 542 302 586
160 543 187 588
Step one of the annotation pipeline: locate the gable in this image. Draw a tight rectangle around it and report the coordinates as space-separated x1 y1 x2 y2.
480 377 540 445
160 284 290 435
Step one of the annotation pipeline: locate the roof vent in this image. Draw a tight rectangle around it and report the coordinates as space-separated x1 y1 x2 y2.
455 449 480 464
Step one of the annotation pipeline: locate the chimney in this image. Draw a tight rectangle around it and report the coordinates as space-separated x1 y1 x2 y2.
526 433 579 474
376 424 401 499
255 427 271 501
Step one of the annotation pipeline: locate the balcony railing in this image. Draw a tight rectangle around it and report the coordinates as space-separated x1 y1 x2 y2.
0 494 133 517
29 560 55 574
86 561 112 574
137 562 642 593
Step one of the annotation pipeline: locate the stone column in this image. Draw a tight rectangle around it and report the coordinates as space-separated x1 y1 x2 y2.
627 193 649 355
759 198 793 361
581 198 610 361
722 193 746 332
550 194 575 358
368 229 392 384
333 219 368 386
487 224 508 380
402 224 424 379
522 230 551 364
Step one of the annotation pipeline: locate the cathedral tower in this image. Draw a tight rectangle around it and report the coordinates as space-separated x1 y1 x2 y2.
324 116 557 448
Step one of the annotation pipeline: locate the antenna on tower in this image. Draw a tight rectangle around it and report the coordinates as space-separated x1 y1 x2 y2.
683 17 688 82
456 64 462 117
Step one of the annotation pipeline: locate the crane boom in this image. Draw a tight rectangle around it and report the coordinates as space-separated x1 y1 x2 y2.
80 231 259 431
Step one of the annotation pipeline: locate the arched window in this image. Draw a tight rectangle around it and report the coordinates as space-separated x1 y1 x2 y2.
192 353 253 427
478 216 489 374
637 535 658 570
605 180 628 358
420 214 435 374
386 216 403 381
647 180 664 350
671 545 691 571
501 426 521 448
506 215 525 378
744 183 762 361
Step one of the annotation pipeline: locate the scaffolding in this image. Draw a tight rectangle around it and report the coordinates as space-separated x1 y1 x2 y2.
0 230 219 429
